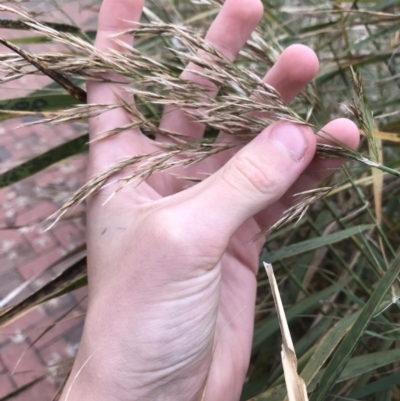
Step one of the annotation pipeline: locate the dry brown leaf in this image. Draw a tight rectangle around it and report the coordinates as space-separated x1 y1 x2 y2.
371 137 383 225
360 130 400 143
264 262 309 401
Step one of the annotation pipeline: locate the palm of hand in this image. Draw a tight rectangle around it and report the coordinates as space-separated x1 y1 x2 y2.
86 123 262 400
64 1 359 400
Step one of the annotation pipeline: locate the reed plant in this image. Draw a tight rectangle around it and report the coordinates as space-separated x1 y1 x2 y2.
0 0 400 400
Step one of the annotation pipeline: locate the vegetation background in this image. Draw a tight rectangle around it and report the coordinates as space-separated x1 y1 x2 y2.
0 0 399 400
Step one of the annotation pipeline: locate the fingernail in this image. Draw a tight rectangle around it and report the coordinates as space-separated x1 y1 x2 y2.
270 122 307 162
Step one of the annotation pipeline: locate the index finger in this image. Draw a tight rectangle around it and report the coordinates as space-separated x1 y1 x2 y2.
87 0 156 173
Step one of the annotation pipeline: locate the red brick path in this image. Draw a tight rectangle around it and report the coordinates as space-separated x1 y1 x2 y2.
0 120 88 399
0 2 97 398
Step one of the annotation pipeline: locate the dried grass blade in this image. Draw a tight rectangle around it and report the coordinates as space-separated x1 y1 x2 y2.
360 130 400 143
0 18 82 33
264 262 309 401
0 249 87 329
0 37 86 102
371 137 383 226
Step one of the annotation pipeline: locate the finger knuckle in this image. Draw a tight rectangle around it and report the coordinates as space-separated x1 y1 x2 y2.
223 153 279 197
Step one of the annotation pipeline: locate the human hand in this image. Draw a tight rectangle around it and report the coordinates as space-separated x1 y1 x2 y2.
60 1 359 400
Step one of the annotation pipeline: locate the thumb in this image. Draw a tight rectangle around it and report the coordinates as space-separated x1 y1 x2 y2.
187 121 317 236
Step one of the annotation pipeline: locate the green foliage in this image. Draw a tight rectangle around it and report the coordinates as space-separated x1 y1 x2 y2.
0 135 88 187
265 224 374 263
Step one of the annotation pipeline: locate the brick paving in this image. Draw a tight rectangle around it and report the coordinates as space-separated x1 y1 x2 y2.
0 119 88 399
0 2 96 399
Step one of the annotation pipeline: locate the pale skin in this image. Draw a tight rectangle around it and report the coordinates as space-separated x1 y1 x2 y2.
60 1 360 400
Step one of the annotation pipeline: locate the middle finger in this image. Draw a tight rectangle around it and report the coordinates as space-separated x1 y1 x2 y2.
157 0 263 142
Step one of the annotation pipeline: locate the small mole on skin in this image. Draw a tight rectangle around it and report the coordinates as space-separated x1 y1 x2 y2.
101 228 107 235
